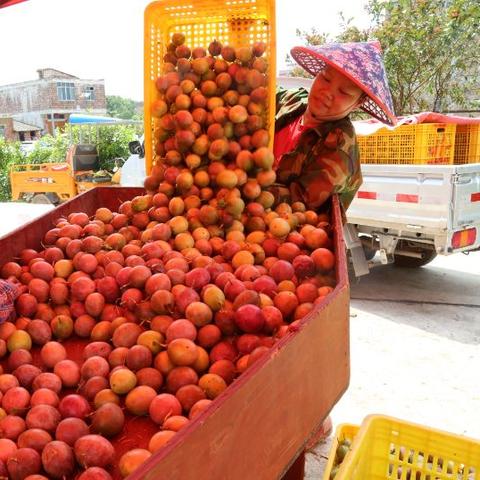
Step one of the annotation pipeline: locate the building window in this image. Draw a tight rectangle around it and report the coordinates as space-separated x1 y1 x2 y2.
0 126 5 139
84 86 95 101
47 114 66 120
57 82 75 101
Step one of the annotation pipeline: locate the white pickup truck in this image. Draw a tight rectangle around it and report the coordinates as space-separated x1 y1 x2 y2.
345 163 480 276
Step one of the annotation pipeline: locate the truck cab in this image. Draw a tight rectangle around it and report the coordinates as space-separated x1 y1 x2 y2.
119 138 146 187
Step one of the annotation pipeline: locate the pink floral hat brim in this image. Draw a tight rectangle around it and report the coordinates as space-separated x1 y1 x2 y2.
290 41 397 126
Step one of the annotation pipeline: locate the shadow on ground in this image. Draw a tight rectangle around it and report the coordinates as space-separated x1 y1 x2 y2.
350 262 480 306
348 261 480 345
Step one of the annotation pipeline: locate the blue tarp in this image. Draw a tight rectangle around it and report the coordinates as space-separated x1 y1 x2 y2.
68 114 140 125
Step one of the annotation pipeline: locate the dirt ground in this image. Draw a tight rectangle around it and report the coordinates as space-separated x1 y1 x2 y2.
305 252 480 478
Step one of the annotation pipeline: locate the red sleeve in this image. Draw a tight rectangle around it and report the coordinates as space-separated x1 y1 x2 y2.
273 116 304 170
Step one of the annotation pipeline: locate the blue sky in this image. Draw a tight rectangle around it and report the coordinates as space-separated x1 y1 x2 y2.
0 0 369 101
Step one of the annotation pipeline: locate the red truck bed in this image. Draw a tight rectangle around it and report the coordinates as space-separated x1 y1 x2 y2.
0 187 350 479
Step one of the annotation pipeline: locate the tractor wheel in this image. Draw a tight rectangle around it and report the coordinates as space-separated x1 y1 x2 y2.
31 194 53 204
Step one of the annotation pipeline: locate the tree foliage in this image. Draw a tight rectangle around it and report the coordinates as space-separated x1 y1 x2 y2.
94 125 140 172
0 139 22 201
289 0 480 115
106 95 142 120
27 125 139 171
0 125 139 201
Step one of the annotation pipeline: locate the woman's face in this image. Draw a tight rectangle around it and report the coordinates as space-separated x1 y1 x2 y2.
305 65 364 124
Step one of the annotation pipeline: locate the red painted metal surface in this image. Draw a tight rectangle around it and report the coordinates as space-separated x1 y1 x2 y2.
357 191 377 200
471 192 480 203
0 188 350 479
395 193 419 203
0 187 144 264
0 0 27 8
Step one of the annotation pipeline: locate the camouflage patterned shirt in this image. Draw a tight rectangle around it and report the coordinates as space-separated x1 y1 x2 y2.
273 86 362 211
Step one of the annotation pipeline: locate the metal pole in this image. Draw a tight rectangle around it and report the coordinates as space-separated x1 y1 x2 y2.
51 111 56 137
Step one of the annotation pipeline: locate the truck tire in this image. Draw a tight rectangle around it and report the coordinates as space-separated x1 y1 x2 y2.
359 235 377 261
394 241 437 268
31 194 53 204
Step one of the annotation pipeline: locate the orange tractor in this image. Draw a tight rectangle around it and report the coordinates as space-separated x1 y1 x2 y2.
10 144 115 204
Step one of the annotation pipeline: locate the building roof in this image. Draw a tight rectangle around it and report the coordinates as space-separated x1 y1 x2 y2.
37 68 79 80
13 119 41 132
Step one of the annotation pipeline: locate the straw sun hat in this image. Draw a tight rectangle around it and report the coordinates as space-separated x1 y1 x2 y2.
290 41 397 125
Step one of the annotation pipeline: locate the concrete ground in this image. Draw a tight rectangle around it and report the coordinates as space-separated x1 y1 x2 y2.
305 252 480 478
0 202 54 237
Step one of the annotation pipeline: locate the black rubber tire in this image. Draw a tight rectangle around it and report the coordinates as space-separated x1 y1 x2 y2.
31 194 53 204
394 241 437 268
359 236 377 261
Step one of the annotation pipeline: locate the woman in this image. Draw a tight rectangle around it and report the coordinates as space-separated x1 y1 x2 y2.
274 42 397 448
273 41 396 212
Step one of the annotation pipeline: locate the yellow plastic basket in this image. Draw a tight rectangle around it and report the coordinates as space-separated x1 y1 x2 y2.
358 123 456 165
454 124 480 164
323 424 360 480
335 415 480 480
143 0 276 174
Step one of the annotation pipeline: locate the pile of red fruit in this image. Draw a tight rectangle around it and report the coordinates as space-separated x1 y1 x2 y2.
0 34 337 479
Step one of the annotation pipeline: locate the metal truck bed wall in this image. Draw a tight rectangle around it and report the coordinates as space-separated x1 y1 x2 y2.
0 187 350 480
347 164 480 251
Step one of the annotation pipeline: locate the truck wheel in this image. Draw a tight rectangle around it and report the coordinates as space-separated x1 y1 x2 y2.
394 241 437 268
31 194 53 204
359 235 377 261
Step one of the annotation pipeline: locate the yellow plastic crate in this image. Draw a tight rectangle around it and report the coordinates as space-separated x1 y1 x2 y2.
454 124 480 164
9 162 77 201
143 0 276 174
358 123 456 165
323 424 360 480
335 415 480 480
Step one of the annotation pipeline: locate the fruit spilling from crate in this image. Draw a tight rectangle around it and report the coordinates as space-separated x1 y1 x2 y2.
0 33 337 479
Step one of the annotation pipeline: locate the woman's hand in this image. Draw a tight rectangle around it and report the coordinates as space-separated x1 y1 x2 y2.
267 183 291 205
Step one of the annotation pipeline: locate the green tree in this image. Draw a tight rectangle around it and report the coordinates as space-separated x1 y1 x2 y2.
285 28 328 78
335 13 370 43
0 139 22 201
95 125 139 171
27 133 70 164
368 0 480 114
0 125 140 201
106 95 140 120
290 0 480 115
